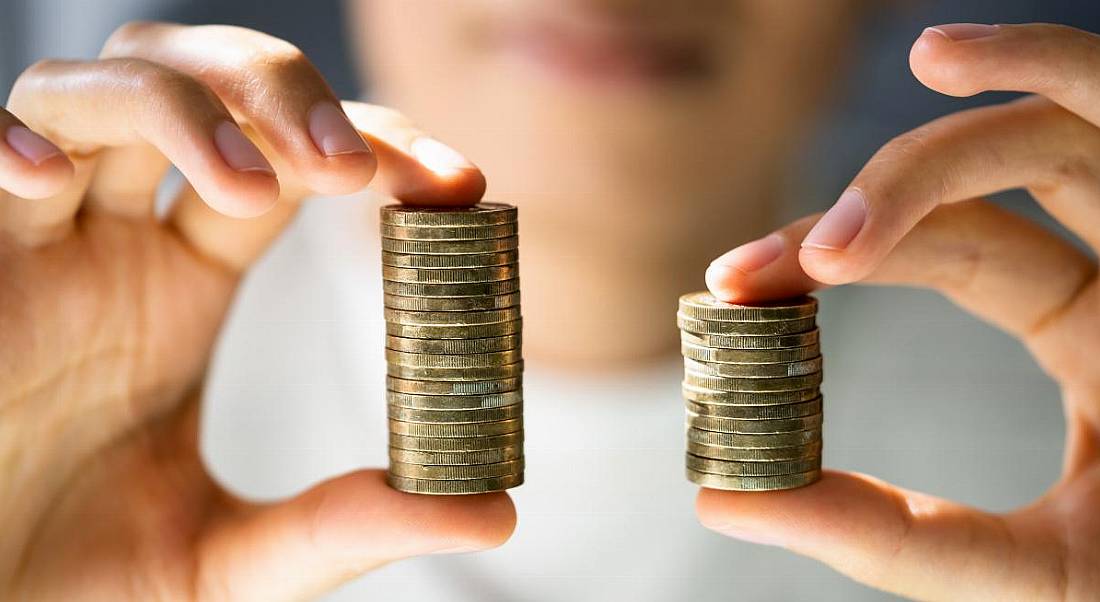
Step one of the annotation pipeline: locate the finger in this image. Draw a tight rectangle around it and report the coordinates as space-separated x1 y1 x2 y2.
84 143 171 217
795 96 1100 286
696 471 1066 601
102 22 377 197
0 109 73 199
198 470 515 602
2 58 278 246
910 22 1100 128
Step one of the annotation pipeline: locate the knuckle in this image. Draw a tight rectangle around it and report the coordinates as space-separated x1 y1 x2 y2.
109 59 221 113
101 20 156 56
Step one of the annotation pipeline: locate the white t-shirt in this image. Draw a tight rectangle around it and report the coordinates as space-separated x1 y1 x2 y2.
203 194 1064 602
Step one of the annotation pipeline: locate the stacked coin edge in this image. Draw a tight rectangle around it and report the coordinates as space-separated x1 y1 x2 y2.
678 292 823 491
381 202 524 495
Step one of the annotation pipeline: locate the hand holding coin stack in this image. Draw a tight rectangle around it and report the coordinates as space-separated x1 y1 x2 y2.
677 293 823 491
381 203 524 495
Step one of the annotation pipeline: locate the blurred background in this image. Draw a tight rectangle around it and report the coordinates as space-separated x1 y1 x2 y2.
3 1 1098 601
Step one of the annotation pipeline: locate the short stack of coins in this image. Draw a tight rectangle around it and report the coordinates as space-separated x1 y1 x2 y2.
381 202 524 495
677 292 822 491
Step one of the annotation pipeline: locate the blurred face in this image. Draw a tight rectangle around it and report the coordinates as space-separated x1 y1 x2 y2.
349 0 863 363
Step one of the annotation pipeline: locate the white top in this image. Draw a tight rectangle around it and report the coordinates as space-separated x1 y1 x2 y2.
203 194 1064 602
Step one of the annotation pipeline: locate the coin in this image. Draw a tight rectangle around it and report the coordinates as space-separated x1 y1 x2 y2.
386 349 523 368
385 319 522 339
381 236 519 255
386 334 521 354
686 427 821 449
389 417 523 438
685 454 821 477
383 292 521 312
386 361 524 381
687 440 823 462
383 279 520 297
680 342 820 364
381 222 517 241
387 404 524 423
682 356 823 378
380 202 517 227
387 376 521 395
382 265 518 283
387 473 524 495
685 396 822 419
686 412 823 434
384 307 521 326
681 384 820 405
389 459 525 480
389 431 524 451
682 372 823 392
389 446 524 465
387 390 523 410
681 329 819 350
685 468 821 491
677 314 816 336
678 292 818 322
382 250 518 268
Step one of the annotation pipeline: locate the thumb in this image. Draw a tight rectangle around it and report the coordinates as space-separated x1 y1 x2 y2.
695 471 1064 601
197 469 516 602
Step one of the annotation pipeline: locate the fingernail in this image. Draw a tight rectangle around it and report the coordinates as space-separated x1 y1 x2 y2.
308 102 372 157
711 233 785 272
704 522 785 547
411 137 476 175
924 23 1000 41
431 545 479 555
214 121 275 175
802 189 866 251
6 125 63 166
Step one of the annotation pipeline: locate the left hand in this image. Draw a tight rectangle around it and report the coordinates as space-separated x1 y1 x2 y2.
698 23 1100 601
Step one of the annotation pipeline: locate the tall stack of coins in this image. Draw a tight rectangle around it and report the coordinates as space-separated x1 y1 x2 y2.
677 292 822 491
381 203 524 495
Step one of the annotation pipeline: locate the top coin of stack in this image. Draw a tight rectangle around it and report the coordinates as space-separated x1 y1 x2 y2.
677 292 823 491
380 202 524 495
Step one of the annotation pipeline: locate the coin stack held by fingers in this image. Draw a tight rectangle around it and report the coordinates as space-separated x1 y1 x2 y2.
381 203 524 495
677 292 823 491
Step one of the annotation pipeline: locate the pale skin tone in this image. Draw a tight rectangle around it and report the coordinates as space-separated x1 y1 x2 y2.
0 10 1097 602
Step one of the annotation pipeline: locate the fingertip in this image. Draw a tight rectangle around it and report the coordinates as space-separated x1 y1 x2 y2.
704 263 747 302
307 148 379 197
202 173 281 219
909 26 989 97
797 246 853 285
0 125 75 198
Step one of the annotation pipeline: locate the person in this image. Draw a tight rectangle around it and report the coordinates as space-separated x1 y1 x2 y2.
1 0 1097 599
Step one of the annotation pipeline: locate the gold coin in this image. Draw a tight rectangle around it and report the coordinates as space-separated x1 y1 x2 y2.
683 356 822 378
383 279 520 297
686 468 821 491
386 349 522 368
686 427 821 449
389 431 524 451
387 473 523 495
682 372 822 392
387 403 523 423
382 250 518 268
384 292 521 312
389 445 524 465
687 440 822 462
681 330 819 350
677 314 816 336
381 222 517 241
386 361 524 381
685 396 822 419
381 236 519 255
389 417 523 438
386 334 521 354
380 202 517 227
384 307 521 326
389 458 525 480
687 412 823 434
387 376 521 395
681 384 819 405
387 390 522 410
678 292 817 322
685 454 821 477
382 265 518 283
680 342 820 364
385 319 522 339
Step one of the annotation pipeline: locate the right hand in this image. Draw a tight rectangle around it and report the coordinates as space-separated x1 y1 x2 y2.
0 21 509 602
